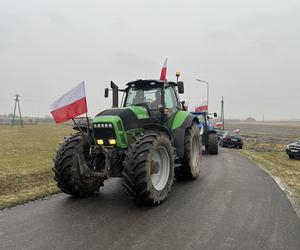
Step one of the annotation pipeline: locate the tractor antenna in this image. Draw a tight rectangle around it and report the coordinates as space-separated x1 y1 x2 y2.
11 94 24 128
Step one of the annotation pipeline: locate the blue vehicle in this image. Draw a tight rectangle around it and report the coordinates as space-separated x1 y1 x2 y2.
191 111 219 154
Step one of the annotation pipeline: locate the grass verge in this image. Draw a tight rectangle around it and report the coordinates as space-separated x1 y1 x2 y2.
0 124 72 209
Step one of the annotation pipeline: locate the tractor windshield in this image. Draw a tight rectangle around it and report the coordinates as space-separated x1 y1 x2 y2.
125 86 162 109
196 114 205 124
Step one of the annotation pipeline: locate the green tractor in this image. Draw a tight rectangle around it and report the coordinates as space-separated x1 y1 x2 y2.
53 79 202 205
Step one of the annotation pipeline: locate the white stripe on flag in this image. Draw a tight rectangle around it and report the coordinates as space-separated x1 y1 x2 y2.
162 58 167 68
50 81 85 111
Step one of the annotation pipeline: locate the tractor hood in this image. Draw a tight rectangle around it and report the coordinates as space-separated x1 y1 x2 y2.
94 106 150 130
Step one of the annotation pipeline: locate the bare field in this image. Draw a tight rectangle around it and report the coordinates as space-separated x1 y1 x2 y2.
226 121 300 215
225 121 300 144
0 124 72 209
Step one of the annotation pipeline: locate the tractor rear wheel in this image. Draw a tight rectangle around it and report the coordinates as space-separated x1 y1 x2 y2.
175 124 202 180
123 132 175 205
53 133 102 197
207 133 218 154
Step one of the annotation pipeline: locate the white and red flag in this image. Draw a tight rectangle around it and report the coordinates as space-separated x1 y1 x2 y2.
214 121 223 128
159 58 168 81
195 101 208 112
50 81 88 123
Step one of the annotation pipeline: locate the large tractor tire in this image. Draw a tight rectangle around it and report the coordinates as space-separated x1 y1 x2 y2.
175 124 202 180
207 133 219 154
53 133 102 197
123 132 175 205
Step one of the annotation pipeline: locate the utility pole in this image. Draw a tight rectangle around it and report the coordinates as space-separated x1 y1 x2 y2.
11 94 23 128
221 96 224 130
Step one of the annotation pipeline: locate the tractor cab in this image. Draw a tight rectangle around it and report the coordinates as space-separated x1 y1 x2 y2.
123 80 183 124
105 79 185 124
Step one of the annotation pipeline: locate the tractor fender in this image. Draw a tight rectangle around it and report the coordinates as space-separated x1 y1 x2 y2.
208 130 217 134
172 114 199 158
207 124 217 134
143 123 173 143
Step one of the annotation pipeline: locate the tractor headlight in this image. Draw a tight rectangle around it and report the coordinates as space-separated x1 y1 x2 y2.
286 145 290 149
108 139 116 145
97 139 104 145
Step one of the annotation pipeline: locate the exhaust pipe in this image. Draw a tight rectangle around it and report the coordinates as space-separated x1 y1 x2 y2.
110 81 119 108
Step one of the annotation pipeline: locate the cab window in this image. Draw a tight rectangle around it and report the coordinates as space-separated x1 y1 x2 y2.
165 87 178 113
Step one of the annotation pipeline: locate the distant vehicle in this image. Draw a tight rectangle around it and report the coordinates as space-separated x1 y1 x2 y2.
216 129 228 141
191 111 218 154
220 132 243 149
286 139 300 159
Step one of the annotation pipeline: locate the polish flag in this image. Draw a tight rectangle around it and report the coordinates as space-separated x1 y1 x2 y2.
50 81 88 123
214 122 223 128
159 58 168 81
195 101 208 112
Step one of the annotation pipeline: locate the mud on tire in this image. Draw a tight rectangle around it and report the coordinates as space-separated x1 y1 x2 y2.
122 132 175 205
53 133 102 197
175 124 202 180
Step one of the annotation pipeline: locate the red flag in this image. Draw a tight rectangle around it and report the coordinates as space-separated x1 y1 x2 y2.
50 81 88 123
195 101 208 112
159 58 168 80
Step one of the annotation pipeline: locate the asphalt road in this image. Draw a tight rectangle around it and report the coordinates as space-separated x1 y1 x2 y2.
1 149 300 250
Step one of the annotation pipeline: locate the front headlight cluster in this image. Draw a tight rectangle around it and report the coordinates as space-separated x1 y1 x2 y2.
97 139 116 145
93 123 113 128
286 145 290 149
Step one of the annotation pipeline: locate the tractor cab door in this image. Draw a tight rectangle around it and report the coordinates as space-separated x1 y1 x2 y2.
164 87 180 121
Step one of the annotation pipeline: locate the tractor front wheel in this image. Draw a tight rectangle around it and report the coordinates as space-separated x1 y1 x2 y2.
53 133 102 197
175 124 202 180
123 132 175 205
207 133 219 154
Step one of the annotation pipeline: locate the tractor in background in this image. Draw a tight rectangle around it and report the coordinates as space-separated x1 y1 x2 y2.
191 111 218 154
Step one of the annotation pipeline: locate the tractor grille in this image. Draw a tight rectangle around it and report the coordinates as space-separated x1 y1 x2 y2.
93 123 116 140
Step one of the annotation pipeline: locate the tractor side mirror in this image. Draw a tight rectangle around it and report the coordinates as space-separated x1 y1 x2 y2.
104 88 109 98
177 81 184 94
214 112 217 117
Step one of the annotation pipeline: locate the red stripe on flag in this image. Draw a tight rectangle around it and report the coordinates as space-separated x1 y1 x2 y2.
51 97 87 123
214 122 223 128
195 105 208 112
160 67 167 80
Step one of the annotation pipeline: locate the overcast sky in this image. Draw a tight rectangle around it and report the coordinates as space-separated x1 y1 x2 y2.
0 0 299 120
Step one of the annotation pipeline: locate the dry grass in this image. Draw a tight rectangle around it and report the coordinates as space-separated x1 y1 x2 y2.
0 124 72 209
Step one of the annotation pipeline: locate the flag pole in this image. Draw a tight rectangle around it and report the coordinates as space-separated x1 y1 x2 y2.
85 112 90 137
72 118 91 146
85 112 96 145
